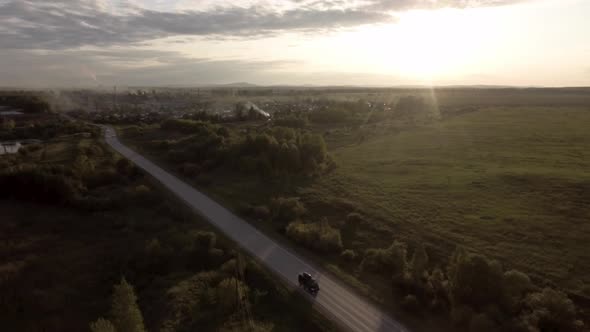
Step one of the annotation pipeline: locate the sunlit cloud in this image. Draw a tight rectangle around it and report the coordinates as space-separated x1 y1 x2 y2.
0 0 587 87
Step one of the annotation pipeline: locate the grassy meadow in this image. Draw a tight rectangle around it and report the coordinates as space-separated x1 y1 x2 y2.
310 106 590 294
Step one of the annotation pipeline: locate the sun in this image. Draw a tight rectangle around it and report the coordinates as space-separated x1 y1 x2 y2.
327 7 498 82
393 8 496 80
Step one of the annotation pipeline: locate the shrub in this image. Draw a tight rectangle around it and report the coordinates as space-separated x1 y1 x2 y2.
133 184 155 203
502 269 533 313
360 241 408 276
274 115 309 128
285 220 343 253
216 278 249 315
425 268 449 310
402 294 420 312
270 197 306 222
161 119 218 135
116 158 139 178
195 173 212 186
523 287 584 332
193 231 217 250
341 249 357 261
308 109 351 124
110 278 145 332
209 248 225 259
298 133 327 170
345 212 363 230
0 166 78 204
220 259 237 274
124 125 144 137
469 313 497 332
179 162 200 176
451 305 474 327
85 169 120 188
252 205 271 220
144 238 163 257
410 244 429 281
447 251 503 311
89 318 116 332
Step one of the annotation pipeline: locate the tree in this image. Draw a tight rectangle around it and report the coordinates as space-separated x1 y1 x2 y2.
410 243 429 281
90 318 116 332
110 278 145 332
2 119 15 131
447 252 503 311
299 133 327 167
390 241 408 280
469 313 497 332
523 287 584 332
426 267 449 312
501 269 532 313
345 212 363 232
360 240 408 276
270 197 306 222
217 278 249 315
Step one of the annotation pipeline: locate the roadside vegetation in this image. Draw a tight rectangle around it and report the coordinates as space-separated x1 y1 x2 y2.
0 103 333 332
119 88 590 331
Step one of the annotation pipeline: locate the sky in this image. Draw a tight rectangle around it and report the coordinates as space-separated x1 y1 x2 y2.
0 0 588 87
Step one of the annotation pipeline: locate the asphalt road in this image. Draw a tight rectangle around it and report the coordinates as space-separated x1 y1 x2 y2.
103 126 409 332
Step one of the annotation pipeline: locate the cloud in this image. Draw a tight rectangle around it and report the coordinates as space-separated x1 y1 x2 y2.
0 47 300 86
0 0 531 86
368 0 527 11
0 0 393 50
0 0 527 50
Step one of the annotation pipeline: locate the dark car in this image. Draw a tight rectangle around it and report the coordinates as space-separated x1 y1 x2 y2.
298 272 319 295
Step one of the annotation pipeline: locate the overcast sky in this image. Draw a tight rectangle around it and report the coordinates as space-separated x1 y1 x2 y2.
0 0 588 87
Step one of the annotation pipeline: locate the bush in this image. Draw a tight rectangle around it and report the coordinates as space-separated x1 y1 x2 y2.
501 269 532 313
447 251 503 311
124 125 144 137
345 212 363 230
161 119 218 134
285 220 343 253
522 287 584 332
193 231 217 250
451 305 474 327
85 169 120 188
469 313 497 332
410 244 429 281
270 197 306 222
89 318 116 332
309 109 351 124
132 184 155 203
0 166 79 204
402 294 420 312
273 115 309 128
341 249 357 261
425 268 449 311
252 205 271 220
216 278 249 315
360 241 408 276
110 278 145 332
298 133 327 169
179 162 200 176
116 158 139 178
195 173 212 186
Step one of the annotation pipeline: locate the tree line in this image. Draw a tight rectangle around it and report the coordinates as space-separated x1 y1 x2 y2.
243 197 585 332
153 119 334 178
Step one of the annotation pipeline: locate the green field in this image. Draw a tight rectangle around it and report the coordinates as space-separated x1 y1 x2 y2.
311 106 590 294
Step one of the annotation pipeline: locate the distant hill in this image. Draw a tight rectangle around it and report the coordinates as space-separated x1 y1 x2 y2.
215 82 258 88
